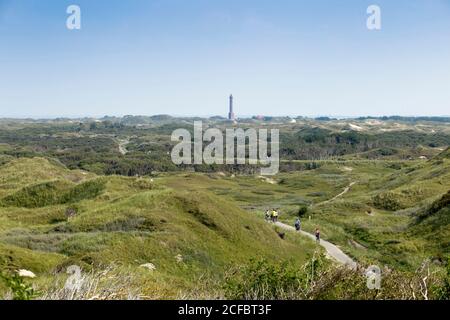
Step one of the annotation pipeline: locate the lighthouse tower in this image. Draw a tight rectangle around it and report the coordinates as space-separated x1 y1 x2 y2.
228 94 235 121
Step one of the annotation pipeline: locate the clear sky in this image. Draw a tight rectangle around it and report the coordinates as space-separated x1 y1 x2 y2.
1 0 449 118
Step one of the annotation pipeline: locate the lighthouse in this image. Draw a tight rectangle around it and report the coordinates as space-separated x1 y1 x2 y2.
228 94 235 121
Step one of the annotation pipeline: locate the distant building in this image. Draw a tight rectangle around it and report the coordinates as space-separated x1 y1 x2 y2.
228 94 235 120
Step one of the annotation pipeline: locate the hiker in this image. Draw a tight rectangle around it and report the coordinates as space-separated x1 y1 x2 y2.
315 228 320 243
295 218 301 231
271 209 279 223
264 210 271 222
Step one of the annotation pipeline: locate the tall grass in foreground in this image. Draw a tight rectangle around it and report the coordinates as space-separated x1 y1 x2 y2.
40 266 141 300
2 255 449 300
224 253 450 300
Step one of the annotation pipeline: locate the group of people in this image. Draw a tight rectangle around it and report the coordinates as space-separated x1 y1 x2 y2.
295 218 320 242
264 208 321 243
296 218 321 242
265 209 279 223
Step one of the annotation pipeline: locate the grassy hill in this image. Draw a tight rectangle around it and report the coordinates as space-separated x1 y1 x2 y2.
157 150 450 271
0 158 319 298
409 190 450 258
283 151 450 269
0 119 448 299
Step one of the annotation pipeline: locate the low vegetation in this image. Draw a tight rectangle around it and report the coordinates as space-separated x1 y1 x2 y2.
0 117 449 299
225 256 450 300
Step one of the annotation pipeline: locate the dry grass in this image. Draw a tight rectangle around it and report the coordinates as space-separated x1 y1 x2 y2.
40 266 142 300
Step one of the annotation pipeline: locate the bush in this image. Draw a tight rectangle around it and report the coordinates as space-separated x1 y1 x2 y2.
1 179 106 208
298 205 308 217
224 258 306 300
60 179 106 204
434 257 450 300
0 271 38 300
224 257 450 300
427 190 450 216
224 253 326 300
373 192 404 211
0 181 70 208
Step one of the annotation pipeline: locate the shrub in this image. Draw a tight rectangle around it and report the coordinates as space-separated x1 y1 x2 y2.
1 179 106 208
224 253 326 300
224 258 305 300
0 181 69 208
373 192 404 211
427 190 450 216
60 179 105 204
224 257 450 300
0 271 38 300
298 205 308 217
433 257 450 300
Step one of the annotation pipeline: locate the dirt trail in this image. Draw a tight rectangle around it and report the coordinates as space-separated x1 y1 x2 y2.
274 221 357 269
265 181 358 268
117 139 130 155
315 182 356 206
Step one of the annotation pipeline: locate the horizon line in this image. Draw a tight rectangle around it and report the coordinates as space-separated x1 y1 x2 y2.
1 114 450 121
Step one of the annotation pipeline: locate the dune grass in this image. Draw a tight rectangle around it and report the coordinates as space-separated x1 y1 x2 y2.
0 158 320 298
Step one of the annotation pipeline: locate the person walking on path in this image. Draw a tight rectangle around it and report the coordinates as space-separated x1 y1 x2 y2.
315 228 320 243
264 210 271 222
272 210 279 223
294 218 301 231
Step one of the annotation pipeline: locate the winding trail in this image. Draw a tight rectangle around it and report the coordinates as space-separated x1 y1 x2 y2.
117 139 130 155
274 221 357 269
264 181 358 268
315 182 356 207
295 181 357 268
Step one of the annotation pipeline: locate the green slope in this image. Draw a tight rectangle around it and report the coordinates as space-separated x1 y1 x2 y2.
159 150 449 271
0 158 318 298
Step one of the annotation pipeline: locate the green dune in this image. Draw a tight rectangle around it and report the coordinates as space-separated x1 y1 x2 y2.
0 158 318 298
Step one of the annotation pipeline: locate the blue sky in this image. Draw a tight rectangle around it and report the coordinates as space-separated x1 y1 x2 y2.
1 0 449 118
